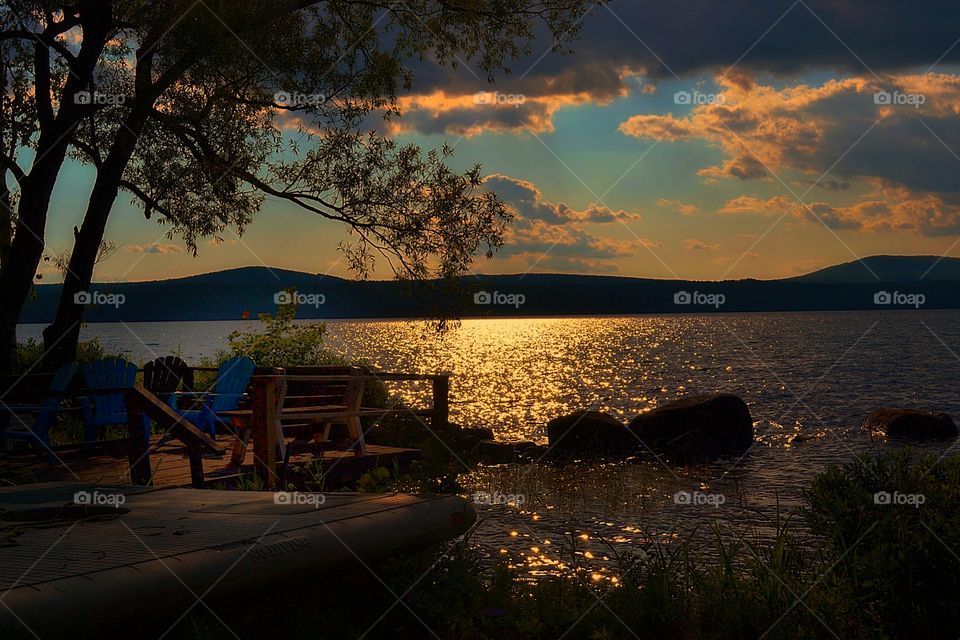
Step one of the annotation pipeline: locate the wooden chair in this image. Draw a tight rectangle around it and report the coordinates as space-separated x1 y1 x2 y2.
144 356 194 445
0 362 78 449
81 357 141 442
169 356 255 437
143 356 194 402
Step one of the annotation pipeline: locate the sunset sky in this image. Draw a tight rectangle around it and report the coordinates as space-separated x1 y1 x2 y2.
37 1 960 283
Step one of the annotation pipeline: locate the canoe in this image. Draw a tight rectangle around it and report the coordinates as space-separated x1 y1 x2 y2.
0 481 475 636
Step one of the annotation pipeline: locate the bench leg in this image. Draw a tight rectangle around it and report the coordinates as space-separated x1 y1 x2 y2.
230 419 251 468
347 416 366 456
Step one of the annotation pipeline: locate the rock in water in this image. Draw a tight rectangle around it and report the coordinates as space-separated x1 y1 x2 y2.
476 440 546 464
863 408 958 440
629 393 753 458
546 411 635 455
665 429 723 465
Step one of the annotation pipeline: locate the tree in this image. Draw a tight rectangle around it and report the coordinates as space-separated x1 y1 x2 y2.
0 0 599 374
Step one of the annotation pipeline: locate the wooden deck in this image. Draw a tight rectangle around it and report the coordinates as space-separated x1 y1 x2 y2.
0 435 420 488
0 482 474 636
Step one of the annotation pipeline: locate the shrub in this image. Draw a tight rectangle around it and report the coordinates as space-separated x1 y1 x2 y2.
15 337 105 372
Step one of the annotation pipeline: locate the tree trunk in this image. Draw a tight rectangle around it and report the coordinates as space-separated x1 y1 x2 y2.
0 167 65 375
0 54 11 269
41 111 148 368
0 173 11 268
0 3 113 376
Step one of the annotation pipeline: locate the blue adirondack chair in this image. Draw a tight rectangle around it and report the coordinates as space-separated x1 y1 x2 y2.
0 362 78 448
81 357 142 442
170 356 256 436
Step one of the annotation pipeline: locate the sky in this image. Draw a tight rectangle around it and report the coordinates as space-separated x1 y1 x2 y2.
35 0 960 283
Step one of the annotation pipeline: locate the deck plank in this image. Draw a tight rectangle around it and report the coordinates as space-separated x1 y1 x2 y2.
0 435 419 487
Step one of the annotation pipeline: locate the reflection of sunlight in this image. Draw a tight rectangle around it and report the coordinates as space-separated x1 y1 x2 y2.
326 316 671 441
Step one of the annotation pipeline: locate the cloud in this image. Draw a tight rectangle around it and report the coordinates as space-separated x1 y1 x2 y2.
206 238 238 247
718 186 960 235
485 174 640 224
387 82 626 137
683 238 719 250
124 243 183 254
393 1 960 137
656 198 698 215
622 72 960 235
500 218 635 261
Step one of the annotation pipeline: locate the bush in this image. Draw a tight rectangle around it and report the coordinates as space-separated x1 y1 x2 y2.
224 297 341 368
803 449 960 638
212 296 389 408
15 337 105 372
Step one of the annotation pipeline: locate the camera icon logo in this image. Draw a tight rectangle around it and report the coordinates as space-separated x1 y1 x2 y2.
474 291 492 305
873 91 891 105
874 491 892 505
274 291 293 305
673 91 692 105
74 91 92 105
673 490 692 505
673 291 692 305
74 291 92 305
874 291 891 305
274 492 292 505
73 490 92 505
274 91 291 106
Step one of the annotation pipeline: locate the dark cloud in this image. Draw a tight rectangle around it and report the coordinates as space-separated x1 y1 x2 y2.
484 174 640 224
406 1 960 97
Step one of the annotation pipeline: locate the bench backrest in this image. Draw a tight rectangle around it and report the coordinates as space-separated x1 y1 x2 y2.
283 365 367 410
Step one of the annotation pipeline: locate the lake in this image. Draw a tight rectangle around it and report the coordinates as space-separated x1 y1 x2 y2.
16 311 960 580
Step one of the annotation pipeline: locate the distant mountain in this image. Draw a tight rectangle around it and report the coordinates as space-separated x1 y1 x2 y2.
18 255 960 323
789 255 960 283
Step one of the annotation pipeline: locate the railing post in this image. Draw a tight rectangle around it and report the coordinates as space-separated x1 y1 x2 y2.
252 369 283 488
432 373 450 431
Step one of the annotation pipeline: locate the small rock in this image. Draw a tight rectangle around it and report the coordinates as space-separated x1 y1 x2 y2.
449 426 496 450
476 440 545 464
863 408 958 440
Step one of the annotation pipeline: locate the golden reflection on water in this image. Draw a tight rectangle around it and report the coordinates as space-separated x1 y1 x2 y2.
321 314 960 580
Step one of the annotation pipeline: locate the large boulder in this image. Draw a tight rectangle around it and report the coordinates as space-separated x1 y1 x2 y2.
546 411 635 455
664 429 723 465
863 408 958 440
629 394 753 459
